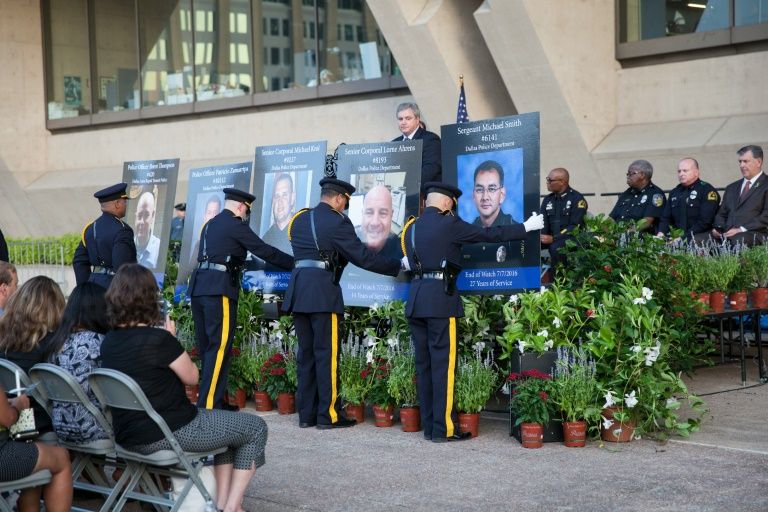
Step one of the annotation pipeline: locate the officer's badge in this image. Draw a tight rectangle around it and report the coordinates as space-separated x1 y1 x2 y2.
577 199 587 209
640 195 647 204
707 191 718 201
565 200 571 209
652 194 663 206
546 202 554 210
690 190 697 200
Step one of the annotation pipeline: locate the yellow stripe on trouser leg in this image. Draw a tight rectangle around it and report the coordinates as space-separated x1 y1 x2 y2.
445 317 457 437
329 313 339 423
206 296 230 409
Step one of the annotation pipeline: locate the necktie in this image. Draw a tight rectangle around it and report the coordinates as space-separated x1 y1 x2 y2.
740 180 750 200
139 250 150 266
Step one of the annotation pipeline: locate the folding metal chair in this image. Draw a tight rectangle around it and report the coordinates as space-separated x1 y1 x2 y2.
0 359 58 445
89 368 222 512
0 470 51 512
29 363 127 512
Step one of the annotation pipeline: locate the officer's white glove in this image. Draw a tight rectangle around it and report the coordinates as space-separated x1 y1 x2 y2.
400 256 411 271
523 212 545 232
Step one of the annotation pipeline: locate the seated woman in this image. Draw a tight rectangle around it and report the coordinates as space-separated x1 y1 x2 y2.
0 276 65 434
100 264 268 512
0 386 72 512
47 282 109 443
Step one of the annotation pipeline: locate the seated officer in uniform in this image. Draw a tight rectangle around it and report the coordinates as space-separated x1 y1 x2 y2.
282 178 405 430
402 182 544 443
656 158 720 240
189 188 294 410
609 160 666 233
539 167 587 267
72 183 137 289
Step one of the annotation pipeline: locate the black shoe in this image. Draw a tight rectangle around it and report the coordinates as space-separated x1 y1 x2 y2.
222 402 240 412
431 432 471 443
316 417 356 430
299 420 317 428
423 433 432 441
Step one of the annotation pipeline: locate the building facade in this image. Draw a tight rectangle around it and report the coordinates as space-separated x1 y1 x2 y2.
1 0 766 236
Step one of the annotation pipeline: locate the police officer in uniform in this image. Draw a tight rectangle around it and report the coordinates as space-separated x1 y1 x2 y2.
72 183 136 289
609 159 666 233
283 178 404 429
189 188 293 410
402 182 544 442
539 168 588 267
657 158 720 240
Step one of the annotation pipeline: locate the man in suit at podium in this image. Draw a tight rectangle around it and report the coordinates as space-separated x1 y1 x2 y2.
392 102 442 183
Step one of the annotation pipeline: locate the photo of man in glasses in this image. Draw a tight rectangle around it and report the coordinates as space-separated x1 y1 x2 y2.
471 160 519 227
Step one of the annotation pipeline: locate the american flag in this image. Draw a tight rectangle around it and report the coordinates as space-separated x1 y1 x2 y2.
456 79 469 123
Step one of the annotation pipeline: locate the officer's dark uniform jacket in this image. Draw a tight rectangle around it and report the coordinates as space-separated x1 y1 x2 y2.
541 187 588 239
609 182 666 232
283 202 401 314
189 209 293 298
404 206 527 318
72 212 137 288
657 179 720 238
471 210 517 227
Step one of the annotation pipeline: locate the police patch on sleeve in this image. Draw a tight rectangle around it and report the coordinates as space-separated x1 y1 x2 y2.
707 191 718 201
652 194 663 207
577 199 587 209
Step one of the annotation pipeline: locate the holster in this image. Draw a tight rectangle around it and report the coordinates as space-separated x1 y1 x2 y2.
440 258 461 295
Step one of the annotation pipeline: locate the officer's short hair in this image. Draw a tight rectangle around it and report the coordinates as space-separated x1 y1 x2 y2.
474 160 505 184
680 157 699 170
275 173 294 192
0 261 16 286
396 102 421 118
628 159 653 179
321 188 344 200
738 145 763 161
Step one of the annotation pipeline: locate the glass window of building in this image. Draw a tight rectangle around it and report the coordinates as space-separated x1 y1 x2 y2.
619 0 730 43
139 0 194 107
735 0 768 26
44 0 92 119
94 0 140 113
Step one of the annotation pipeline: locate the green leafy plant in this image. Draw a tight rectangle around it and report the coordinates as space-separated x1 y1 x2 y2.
339 343 372 406
741 244 768 289
387 351 418 407
508 369 555 426
551 346 601 424
707 252 739 292
259 351 296 400
454 352 498 414
227 347 250 395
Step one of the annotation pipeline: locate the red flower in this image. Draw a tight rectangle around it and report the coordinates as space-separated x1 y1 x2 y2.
521 369 550 380
586 309 595 318
230 347 241 357
188 347 199 357
603 265 612 273
507 372 522 381
511 389 518 395
270 368 286 376
270 353 284 363
539 391 548 401
360 369 369 379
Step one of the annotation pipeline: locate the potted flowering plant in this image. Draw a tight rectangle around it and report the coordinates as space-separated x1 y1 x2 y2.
508 369 554 449
551 346 601 447
260 351 297 414
226 347 250 409
339 342 373 423
387 350 419 432
742 244 768 307
453 342 499 437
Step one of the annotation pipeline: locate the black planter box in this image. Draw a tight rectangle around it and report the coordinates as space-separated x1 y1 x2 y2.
507 350 563 443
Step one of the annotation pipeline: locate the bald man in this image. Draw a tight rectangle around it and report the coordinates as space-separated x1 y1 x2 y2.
539 168 587 267
355 185 402 259
134 191 162 269
657 158 720 240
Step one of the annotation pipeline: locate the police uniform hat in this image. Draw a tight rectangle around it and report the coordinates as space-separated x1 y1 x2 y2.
223 188 256 208
422 182 462 202
319 177 355 198
174 202 186 211
94 183 129 203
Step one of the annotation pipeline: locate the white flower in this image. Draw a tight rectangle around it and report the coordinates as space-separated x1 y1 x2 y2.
517 339 526 353
366 337 376 347
365 350 374 364
552 317 562 328
543 339 554 350
473 341 486 352
603 390 616 408
601 415 613 430
536 329 549 338
387 337 399 349
371 302 380 311
540 286 547 294
269 320 280 330
633 297 647 305
493 295 504 300
642 287 653 300
275 331 284 340
644 341 661 366
666 397 680 409
624 390 638 409
508 294 519 304
630 345 642 353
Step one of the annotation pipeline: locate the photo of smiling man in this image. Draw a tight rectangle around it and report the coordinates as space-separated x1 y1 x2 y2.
134 189 162 269
355 184 402 259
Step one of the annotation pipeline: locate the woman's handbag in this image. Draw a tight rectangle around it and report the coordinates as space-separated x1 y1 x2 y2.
9 407 38 441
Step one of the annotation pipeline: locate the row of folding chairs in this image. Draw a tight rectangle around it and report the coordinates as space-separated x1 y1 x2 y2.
0 359 220 512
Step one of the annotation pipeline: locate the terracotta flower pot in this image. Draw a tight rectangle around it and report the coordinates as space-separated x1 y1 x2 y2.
184 384 199 404
519 422 544 448
601 407 636 443
373 404 394 427
344 403 365 423
751 287 768 309
276 392 295 415
709 290 726 313
229 389 247 409
399 406 421 432
729 290 748 311
562 420 587 448
253 390 273 412
695 292 710 313
458 412 480 438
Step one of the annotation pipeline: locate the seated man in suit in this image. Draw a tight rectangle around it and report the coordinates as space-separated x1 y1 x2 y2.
697 145 768 246
392 102 442 183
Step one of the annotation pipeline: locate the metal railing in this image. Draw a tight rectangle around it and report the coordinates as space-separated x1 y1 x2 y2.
8 241 73 295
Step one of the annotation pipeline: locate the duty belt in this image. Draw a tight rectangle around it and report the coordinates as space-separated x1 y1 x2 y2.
197 262 228 272
414 271 444 280
92 266 115 275
295 259 329 270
